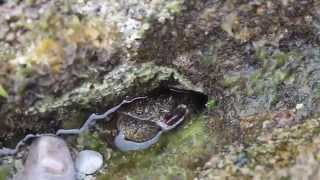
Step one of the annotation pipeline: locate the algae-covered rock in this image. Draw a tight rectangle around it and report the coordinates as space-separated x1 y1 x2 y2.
99 114 213 179
1 0 320 179
200 118 320 180
0 62 203 145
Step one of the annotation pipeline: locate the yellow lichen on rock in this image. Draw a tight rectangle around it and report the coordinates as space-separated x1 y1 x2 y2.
29 38 64 73
64 16 120 49
14 15 121 74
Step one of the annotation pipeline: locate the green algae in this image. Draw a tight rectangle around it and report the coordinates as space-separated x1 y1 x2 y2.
77 132 108 153
165 1 183 15
0 85 8 98
0 167 8 180
98 114 212 179
222 75 241 89
206 99 218 111
244 49 306 108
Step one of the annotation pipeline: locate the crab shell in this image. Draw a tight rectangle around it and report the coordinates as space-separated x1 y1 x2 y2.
115 104 189 151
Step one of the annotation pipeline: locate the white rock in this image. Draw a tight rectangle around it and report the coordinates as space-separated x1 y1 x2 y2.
295 103 304 110
75 150 103 175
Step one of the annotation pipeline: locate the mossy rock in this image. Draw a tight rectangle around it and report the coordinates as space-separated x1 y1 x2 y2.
98 114 213 179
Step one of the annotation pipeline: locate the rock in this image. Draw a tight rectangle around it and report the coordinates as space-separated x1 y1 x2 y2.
1 0 320 179
0 23 9 40
14 135 75 180
75 150 103 176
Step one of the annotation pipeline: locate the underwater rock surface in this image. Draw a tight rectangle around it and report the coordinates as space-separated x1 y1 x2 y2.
1 0 320 179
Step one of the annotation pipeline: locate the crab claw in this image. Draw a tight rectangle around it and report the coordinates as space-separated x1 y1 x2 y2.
157 104 189 132
14 136 76 180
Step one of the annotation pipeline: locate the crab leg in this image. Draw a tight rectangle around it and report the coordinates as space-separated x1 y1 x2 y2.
114 130 162 151
56 96 147 135
0 133 54 157
0 97 146 156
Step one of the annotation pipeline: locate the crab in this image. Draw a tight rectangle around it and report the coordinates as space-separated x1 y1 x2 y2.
114 94 189 151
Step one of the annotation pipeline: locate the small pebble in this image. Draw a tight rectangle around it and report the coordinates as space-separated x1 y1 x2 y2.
6 32 15 42
295 103 304 110
75 150 103 175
